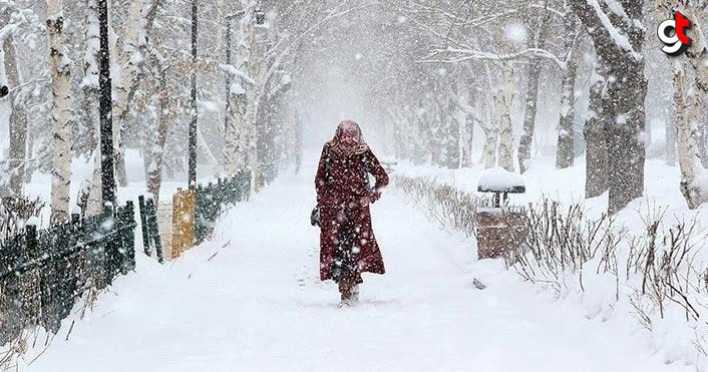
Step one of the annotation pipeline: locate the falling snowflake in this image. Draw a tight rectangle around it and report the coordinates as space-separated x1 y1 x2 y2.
505 23 527 44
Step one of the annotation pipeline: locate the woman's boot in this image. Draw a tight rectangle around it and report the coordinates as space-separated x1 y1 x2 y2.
338 280 353 306
350 284 359 303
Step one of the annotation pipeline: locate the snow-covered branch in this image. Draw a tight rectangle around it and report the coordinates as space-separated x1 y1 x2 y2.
585 0 642 60
423 47 567 70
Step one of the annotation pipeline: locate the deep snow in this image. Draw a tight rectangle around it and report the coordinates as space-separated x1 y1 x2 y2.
17 158 696 372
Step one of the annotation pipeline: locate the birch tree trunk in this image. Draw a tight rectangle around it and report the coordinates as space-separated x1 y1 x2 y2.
147 53 170 204
497 65 515 172
47 0 73 224
224 1 256 177
111 0 143 187
82 0 102 217
225 90 248 176
700 123 708 167
455 77 471 168
677 5 708 207
3 31 28 196
244 2 261 192
480 96 498 169
447 78 475 168
466 88 477 167
673 61 708 209
454 107 467 169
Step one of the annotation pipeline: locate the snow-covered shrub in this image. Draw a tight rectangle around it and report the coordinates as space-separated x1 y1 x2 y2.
392 174 485 238
0 197 45 241
395 174 708 367
517 203 708 366
513 199 620 295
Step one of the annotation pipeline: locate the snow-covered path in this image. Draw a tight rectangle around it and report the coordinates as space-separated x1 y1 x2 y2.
22 171 693 372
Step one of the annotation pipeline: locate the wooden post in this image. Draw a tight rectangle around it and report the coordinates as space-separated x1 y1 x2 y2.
172 189 196 258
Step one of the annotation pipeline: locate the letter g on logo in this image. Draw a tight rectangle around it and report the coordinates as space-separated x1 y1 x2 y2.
658 19 683 55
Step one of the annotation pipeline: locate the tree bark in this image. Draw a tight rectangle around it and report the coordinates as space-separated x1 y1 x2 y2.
466 87 477 168
3 32 28 196
556 8 579 169
47 0 73 224
224 1 257 178
82 0 102 217
605 60 647 215
146 48 170 205
480 94 497 169
571 0 647 214
242 0 260 192
518 1 550 174
673 61 708 209
225 90 248 176
497 64 515 172
111 0 144 187
666 103 677 166
584 67 608 198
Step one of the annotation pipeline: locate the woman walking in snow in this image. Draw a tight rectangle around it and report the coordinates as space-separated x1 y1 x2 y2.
315 120 389 306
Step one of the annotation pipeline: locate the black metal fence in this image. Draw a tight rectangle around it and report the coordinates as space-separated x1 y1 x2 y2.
0 202 136 344
0 171 252 345
138 195 164 263
195 171 251 245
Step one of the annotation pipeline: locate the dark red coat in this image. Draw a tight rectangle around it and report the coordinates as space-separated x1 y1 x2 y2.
315 142 389 281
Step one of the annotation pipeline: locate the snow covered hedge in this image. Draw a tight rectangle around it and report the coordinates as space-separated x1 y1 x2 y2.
393 175 486 238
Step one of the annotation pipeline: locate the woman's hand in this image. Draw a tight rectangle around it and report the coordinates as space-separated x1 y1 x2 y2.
369 190 382 203
360 196 371 206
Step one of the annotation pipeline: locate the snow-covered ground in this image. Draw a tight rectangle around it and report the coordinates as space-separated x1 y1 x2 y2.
17 156 697 372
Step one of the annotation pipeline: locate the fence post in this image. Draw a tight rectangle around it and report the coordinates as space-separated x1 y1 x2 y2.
25 223 40 327
100 203 114 287
172 189 196 259
195 184 206 245
26 224 38 260
146 198 165 264
122 201 136 273
138 195 151 256
66 213 81 305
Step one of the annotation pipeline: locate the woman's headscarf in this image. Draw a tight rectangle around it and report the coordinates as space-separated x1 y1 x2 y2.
330 120 369 155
